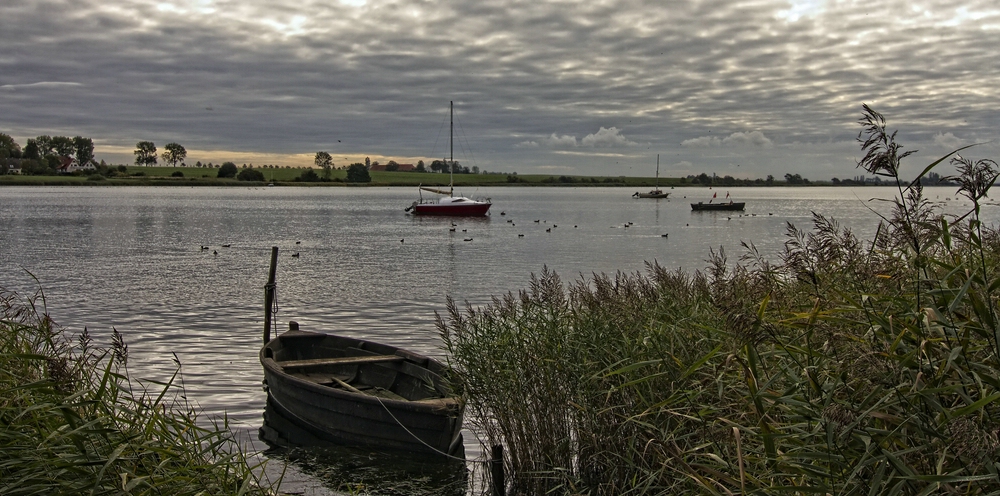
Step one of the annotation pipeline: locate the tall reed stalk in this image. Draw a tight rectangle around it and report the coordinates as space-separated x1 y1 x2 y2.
0 287 274 495
440 105 1000 494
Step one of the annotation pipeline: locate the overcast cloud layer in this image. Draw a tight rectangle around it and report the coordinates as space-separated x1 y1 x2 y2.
2 0 998 179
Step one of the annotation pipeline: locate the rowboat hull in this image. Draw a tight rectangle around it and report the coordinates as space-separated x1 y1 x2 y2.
691 202 745 211
260 326 465 457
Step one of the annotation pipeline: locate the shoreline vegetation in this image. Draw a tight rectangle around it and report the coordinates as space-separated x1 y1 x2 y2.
437 106 1000 494
0 287 277 495
0 166 953 188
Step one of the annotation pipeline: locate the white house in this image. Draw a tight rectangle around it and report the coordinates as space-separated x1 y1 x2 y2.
56 156 96 174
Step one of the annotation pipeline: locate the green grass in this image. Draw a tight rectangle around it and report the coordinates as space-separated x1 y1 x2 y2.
439 106 1000 495
0 287 276 495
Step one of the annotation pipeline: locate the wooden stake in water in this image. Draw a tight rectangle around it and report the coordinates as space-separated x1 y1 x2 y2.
491 444 505 496
263 246 279 344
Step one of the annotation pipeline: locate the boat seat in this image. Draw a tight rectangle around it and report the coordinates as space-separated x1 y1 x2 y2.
278 355 404 369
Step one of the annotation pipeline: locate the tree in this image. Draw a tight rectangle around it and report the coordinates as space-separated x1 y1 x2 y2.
346 163 371 183
385 160 399 172
416 160 425 172
314 151 333 168
237 168 265 181
365 157 371 168
295 169 319 183
20 159 54 175
33 136 53 157
314 151 333 180
22 139 40 160
162 143 187 167
784 173 804 185
0 133 20 158
297 169 319 182
766 174 774 186
73 136 94 165
49 136 75 157
134 141 157 166
218 162 238 178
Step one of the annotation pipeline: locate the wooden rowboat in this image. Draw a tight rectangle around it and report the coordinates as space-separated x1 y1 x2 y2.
260 323 465 456
258 248 465 457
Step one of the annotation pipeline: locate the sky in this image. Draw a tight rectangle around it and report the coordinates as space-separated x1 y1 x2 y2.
2 0 998 180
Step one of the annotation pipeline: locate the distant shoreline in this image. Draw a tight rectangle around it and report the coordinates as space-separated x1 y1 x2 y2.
0 166 923 188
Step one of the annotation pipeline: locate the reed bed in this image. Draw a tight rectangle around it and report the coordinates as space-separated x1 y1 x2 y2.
0 288 273 495
440 106 1000 495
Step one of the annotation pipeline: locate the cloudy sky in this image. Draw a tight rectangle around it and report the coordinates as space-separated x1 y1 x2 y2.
2 0 998 179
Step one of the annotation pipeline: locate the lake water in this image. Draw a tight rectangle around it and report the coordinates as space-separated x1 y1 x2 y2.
0 184 990 493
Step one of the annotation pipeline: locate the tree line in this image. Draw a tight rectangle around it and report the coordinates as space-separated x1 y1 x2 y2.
133 141 188 167
1 133 95 175
311 151 483 184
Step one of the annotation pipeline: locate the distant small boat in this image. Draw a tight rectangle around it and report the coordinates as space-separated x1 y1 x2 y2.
691 192 745 211
633 154 669 199
691 201 745 211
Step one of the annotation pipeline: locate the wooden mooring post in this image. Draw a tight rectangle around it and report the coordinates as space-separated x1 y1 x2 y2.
263 246 279 344
491 444 505 496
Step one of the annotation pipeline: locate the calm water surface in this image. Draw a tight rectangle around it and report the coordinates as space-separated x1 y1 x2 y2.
0 185 991 493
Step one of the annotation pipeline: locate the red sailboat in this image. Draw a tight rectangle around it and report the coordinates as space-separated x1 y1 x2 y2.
406 101 491 216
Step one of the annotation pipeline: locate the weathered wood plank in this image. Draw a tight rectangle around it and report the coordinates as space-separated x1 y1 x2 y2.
278 355 403 369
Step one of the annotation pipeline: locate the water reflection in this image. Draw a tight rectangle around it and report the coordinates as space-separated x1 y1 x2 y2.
260 400 468 496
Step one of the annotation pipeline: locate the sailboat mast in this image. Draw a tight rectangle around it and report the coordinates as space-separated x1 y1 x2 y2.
449 101 454 197
655 154 659 189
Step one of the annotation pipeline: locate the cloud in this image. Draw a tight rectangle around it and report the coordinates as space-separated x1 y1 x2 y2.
680 136 723 148
682 131 773 148
0 0 996 178
1 82 82 90
521 127 636 150
581 127 636 148
540 134 580 148
722 131 773 148
933 132 966 149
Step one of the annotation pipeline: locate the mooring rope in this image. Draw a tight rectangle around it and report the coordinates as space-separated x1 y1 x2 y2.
266 281 278 333
370 393 470 462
